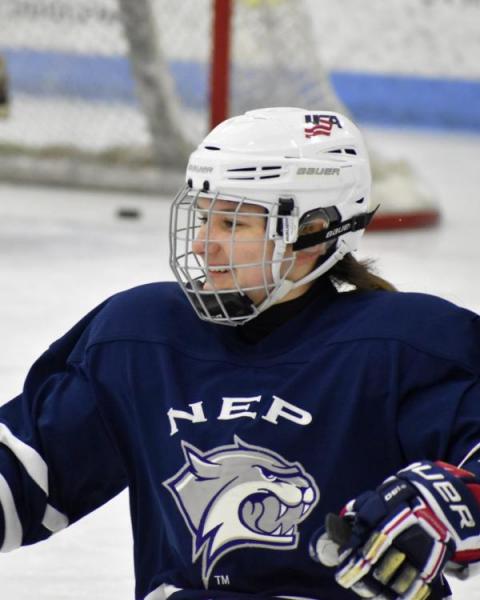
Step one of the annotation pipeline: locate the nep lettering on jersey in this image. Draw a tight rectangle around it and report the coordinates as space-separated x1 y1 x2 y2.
163 436 320 588
167 395 313 436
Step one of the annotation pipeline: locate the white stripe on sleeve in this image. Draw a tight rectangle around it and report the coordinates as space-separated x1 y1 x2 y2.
0 422 68 533
144 584 182 599
458 441 480 468
0 473 22 552
0 423 49 493
42 503 69 533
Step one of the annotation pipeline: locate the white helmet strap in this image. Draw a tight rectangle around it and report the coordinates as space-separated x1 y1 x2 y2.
255 238 295 313
292 239 349 289
257 239 349 309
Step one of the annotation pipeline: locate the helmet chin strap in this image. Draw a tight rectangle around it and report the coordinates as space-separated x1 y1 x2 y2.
255 238 294 313
292 238 349 288
255 238 350 314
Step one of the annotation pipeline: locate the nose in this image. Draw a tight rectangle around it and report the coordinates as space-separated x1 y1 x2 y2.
192 224 207 255
192 223 219 256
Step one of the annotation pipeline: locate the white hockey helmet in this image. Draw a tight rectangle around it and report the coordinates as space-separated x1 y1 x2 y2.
170 107 374 326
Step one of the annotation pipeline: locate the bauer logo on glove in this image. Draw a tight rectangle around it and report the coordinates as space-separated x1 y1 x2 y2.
309 460 480 600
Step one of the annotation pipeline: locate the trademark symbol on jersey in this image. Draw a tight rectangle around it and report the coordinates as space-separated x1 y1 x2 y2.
304 114 342 138
213 574 230 585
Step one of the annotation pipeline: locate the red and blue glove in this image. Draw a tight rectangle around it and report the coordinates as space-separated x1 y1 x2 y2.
310 461 480 599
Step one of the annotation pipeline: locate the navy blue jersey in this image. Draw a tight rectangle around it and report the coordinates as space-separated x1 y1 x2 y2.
1 281 480 599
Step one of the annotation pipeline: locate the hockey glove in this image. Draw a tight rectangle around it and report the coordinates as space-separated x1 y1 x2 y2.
310 461 480 599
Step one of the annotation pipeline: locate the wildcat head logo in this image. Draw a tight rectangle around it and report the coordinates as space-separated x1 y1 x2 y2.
163 436 319 587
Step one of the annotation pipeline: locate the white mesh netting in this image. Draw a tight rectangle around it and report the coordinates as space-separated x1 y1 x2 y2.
0 0 446 226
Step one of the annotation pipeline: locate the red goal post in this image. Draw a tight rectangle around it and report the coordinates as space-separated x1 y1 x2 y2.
210 0 232 130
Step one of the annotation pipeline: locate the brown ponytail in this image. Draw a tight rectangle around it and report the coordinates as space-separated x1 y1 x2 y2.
329 253 397 292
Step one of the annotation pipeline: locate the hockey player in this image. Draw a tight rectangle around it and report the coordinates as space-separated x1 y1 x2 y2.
1 107 480 600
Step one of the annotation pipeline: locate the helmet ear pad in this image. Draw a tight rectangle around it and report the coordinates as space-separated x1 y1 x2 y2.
296 213 330 255
289 220 331 279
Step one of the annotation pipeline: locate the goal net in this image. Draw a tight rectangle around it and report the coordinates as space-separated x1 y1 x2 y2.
0 0 439 229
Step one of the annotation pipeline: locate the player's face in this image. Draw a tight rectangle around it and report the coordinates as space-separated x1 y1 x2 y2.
192 197 280 304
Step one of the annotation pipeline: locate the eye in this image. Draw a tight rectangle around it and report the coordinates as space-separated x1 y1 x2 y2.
258 466 278 482
196 214 208 225
223 218 238 229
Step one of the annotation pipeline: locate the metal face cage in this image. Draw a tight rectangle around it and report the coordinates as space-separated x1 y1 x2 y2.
169 186 296 326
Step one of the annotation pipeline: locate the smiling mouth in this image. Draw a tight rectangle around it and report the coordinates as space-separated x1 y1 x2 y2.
205 267 233 285
203 269 233 291
207 266 231 274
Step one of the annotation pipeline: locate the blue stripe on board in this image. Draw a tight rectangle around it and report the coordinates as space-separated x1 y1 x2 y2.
2 48 480 132
1 48 139 104
331 71 480 133
0 48 208 108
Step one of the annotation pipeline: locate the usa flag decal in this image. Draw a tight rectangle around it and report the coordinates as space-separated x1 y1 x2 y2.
304 114 342 138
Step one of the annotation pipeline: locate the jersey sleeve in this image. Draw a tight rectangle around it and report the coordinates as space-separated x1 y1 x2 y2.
396 303 480 469
0 304 127 552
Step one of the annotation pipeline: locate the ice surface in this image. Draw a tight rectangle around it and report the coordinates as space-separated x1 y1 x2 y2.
1 128 480 598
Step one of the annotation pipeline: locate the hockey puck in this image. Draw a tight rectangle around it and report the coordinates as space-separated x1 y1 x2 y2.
116 207 141 219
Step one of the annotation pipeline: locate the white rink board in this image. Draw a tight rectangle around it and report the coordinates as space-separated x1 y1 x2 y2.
1 128 480 598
